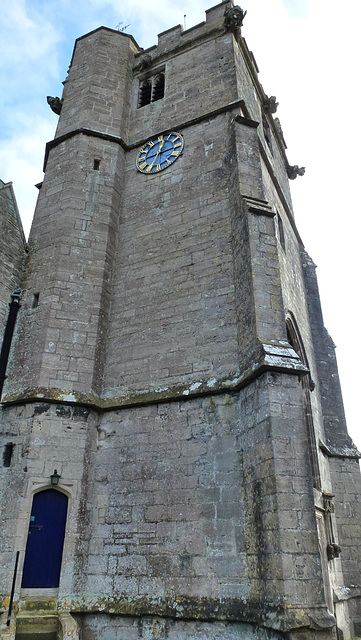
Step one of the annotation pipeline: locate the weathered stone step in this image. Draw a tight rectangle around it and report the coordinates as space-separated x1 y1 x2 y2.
15 613 59 637
15 633 57 640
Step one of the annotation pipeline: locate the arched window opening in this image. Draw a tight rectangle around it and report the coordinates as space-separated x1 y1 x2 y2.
138 81 152 108
152 74 165 102
138 71 165 109
286 317 321 490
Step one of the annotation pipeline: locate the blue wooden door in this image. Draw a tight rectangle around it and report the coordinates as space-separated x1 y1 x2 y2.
21 489 68 588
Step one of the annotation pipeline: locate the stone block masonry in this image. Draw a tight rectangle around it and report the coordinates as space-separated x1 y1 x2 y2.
0 373 331 635
1 2 360 639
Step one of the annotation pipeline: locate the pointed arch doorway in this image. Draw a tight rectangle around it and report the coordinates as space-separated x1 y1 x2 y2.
21 489 68 588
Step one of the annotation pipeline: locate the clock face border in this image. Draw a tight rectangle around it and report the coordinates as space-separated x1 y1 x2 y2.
136 132 184 174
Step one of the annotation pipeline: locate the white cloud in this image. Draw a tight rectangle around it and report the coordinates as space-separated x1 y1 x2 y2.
0 113 55 237
0 0 61 74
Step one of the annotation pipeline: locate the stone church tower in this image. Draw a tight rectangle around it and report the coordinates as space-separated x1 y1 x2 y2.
1 2 360 639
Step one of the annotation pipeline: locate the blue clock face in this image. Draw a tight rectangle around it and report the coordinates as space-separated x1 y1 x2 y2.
136 132 184 173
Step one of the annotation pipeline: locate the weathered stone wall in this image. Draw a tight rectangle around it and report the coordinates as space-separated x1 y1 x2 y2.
56 29 139 140
1 373 329 635
301 249 353 453
73 614 289 640
3 0 302 406
0 402 94 598
301 246 361 627
1 2 360 639
233 38 293 215
104 113 240 398
261 171 327 476
4 134 125 399
330 457 361 586
130 18 238 142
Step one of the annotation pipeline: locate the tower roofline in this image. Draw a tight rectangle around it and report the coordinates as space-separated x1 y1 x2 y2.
69 26 141 71
75 25 141 50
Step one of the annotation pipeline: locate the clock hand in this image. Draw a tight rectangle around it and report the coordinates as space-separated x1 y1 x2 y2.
148 136 165 170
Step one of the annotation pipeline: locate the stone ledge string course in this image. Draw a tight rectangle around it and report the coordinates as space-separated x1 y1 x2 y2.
1 340 307 410
57 594 335 634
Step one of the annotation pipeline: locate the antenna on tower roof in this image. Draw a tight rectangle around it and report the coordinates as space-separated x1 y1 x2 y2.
116 21 130 32
184 15 186 30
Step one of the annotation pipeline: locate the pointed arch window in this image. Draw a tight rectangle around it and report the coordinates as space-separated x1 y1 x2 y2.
138 80 152 107
152 74 165 102
286 317 321 490
138 73 165 108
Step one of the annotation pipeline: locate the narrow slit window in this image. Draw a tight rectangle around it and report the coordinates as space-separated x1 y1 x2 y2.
263 116 272 153
277 213 286 252
32 293 40 308
3 443 14 467
93 159 100 170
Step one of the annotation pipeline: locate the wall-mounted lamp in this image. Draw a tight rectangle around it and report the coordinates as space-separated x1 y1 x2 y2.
50 469 61 485
10 288 23 305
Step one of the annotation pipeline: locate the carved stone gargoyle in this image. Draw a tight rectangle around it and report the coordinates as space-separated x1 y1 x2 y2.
224 5 247 34
138 54 152 72
287 164 305 180
263 95 279 114
47 96 63 115
327 542 341 560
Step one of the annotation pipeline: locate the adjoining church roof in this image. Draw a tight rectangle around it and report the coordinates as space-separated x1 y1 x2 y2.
0 179 26 246
0 179 27 328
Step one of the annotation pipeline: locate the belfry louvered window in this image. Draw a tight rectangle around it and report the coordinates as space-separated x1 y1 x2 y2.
138 73 165 108
138 81 152 107
152 74 165 102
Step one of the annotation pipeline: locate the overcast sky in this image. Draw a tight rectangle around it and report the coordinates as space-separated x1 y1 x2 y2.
0 0 360 450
